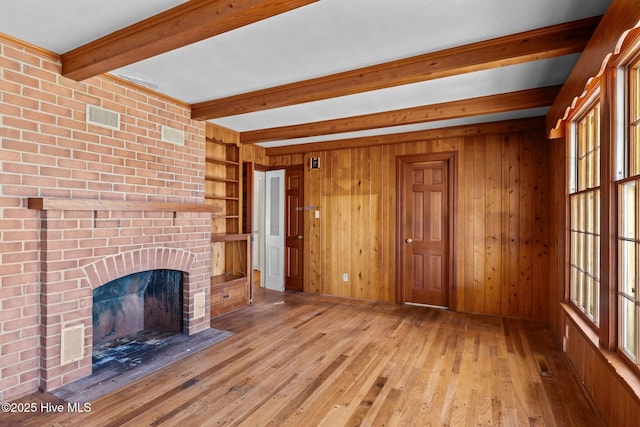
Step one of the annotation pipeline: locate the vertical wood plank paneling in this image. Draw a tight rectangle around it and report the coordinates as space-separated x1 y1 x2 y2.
370 145 384 301
328 150 341 297
351 148 363 299
306 152 322 294
318 151 329 295
271 125 551 320
446 137 465 311
242 144 268 166
364 146 374 300
354 147 372 299
338 149 352 298
383 144 397 302
518 133 534 319
506 134 520 318
548 139 566 334
458 136 471 312
501 135 511 316
472 136 487 313
320 151 332 295
532 136 550 320
563 310 640 427
485 134 503 315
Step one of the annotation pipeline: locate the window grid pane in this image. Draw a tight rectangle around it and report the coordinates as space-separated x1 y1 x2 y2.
617 178 640 363
632 66 640 176
569 189 601 324
632 123 640 176
570 101 601 327
619 240 636 298
576 106 601 192
620 295 638 361
617 59 640 367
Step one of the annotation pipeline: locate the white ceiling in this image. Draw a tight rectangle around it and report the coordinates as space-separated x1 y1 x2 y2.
0 0 611 148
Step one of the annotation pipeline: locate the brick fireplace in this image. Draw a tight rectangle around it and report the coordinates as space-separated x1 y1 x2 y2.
0 35 213 400
29 199 213 392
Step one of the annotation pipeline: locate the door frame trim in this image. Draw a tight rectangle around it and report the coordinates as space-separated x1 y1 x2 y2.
284 165 305 291
395 151 458 309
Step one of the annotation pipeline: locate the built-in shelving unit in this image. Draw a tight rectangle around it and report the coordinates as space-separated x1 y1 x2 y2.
205 124 251 317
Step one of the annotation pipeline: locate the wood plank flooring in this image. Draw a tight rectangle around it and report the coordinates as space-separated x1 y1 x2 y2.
5 289 603 426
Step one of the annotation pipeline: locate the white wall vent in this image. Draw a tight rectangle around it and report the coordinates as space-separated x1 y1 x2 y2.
86 105 120 130
60 324 85 365
194 291 206 319
162 125 185 146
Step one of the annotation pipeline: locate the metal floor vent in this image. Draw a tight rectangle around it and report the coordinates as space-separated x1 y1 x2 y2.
86 105 120 130
533 352 552 377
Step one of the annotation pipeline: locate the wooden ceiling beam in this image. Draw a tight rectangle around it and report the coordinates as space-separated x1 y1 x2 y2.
61 0 318 81
265 116 546 156
239 85 561 144
192 16 599 120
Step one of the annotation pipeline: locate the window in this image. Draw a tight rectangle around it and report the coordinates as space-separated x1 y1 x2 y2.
563 26 640 378
570 102 601 326
618 180 637 359
617 56 640 364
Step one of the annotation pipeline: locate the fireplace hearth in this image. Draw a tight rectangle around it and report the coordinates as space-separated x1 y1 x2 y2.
92 329 178 371
52 327 234 403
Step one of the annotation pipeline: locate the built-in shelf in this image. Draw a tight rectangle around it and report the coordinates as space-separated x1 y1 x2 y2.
206 126 251 317
205 156 239 167
205 176 239 184
212 214 240 219
206 196 240 201
211 232 251 242
211 273 246 287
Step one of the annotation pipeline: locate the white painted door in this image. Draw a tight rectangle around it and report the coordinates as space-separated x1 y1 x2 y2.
265 169 285 291
252 170 266 288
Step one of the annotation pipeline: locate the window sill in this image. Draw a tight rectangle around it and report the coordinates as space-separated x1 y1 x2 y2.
561 303 640 402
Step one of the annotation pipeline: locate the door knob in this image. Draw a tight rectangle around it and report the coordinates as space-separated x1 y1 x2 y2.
298 235 303 239
406 238 413 243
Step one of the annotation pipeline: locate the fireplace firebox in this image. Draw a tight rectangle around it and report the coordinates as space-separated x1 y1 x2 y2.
93 269 183 346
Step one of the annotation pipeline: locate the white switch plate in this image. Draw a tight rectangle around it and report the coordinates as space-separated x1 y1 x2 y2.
315 210 320 219
343 273 349 282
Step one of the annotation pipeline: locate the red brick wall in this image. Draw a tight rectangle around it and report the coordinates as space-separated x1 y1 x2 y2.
0 36 211 400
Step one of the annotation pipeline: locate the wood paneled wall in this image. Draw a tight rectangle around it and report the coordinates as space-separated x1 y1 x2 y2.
242 144 269 167
560 308 640 426
269 126 552 320
548 137 567 337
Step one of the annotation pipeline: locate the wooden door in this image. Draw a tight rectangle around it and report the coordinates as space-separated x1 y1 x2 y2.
252 169 266 287
285 168 304 291
399 159 449 307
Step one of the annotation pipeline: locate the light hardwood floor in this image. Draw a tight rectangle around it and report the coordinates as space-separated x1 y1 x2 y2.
6 289 603 426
